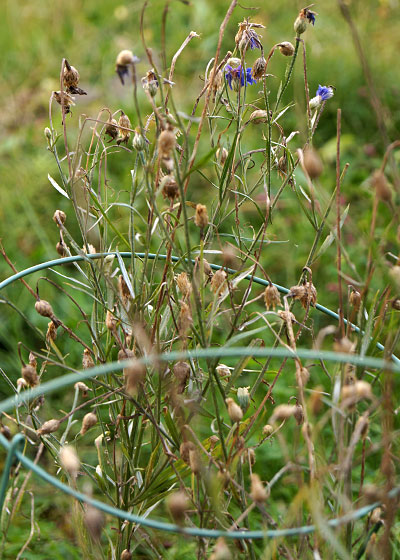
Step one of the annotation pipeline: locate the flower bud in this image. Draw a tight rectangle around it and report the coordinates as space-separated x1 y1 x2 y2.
189 448 201 474
277 42 295 56
106 310 117 331
17 378 28 389
44 127 52 141
250 473 267 503
216 364 231 379
264 284 281 310
142 69 159 97
56 241 67 256
132 129 146 151
249 109 269 124
173 361 190 394
180 440 196 464
80 412 97 435
225 398 243 423
237 387 250 410
38 418 60 435
349 289 361 310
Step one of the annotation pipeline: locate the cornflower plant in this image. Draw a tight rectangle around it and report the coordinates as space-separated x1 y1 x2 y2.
1 2 400 559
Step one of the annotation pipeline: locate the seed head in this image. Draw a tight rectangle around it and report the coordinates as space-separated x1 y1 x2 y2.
105 118 119 141
46 321 57 343
334 336 355 354
349 289 361 310
35 299 54 319
269 404 296 423
37 418 60 436
278 42 295 56
264 284 281 310
28 352 37 368
118 275 131 304
189 448 201 474
173 361 190 394
211 269 227 295
60 445 80 478
121 550 132 560
209 538 232 560
21 365 39 387
180 440 196 464
82 348 95 369
299 366 310 385
161 174 179 200
158 127 176 158
167 491 189 525
74 381 90 397
124 359 146 395
371 170 392 203
63 61 87 95
53 209 66 226
262 424 273 436
250 473 268 503
178 301 192 337
106 310 117 331
303 148 323 179
294 7 316 36
142 69 159 97
216 364 231 378
53 91 75 114
56 241 67 256
194 204 209 229
342 380 373 404
225 398 243 423
115 111 131 145
278 310 296 324
176 272 192 299
80 412 97 435
252 56 267 80
288 282 317 308
249 109 269 124
294 403 304 425
84 506 105 541
216 147 228 164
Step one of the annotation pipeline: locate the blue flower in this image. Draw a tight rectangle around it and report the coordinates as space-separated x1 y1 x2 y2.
316 85 334 101
306 11 316 26
225 64 256 90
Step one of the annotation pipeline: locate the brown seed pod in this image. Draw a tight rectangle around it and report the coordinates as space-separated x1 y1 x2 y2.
37 418 60 435
176 272 192 299
158 128 176 158
105 118 119 141
53 209 66 226
194 204 209 229
167 491 189 525
211 269 227 295
116 111 131 145
252 56 267 80
250 474 267 503
35 299 54 319
277 42 295 56
161 174 179 200
264 284 281 310
225 398 243 423
82 348 95 369
80 412 97 435
303 148 323 179
249 109 269 124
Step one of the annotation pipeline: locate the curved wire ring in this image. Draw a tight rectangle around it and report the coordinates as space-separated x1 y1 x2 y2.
0 253 398 540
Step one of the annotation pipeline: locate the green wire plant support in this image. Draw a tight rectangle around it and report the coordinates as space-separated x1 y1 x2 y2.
0 253 398 541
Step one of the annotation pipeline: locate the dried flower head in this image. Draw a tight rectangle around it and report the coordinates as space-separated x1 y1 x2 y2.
105 118 119 141
250 473 268 503
252 56 267 80
249 109 269 124
303 147 324 178
194 204 209 229
176 272 192 299
53 91 75 114
211 269 227 295
53 209 66 226
56 241 67 256
80 412 97 435
370 170 392 203
235 19 264 53
82 348 95 369
349 289 361 310
106 309 117 331
178 301 192 337
180 440 196 464
63 60 87 95
161 174 179 200
309 85 334 109
115 49 139 84
118 275 131 304
84 506 105 541
341 380 373 405
278 42 295 56
264 284 281 310
167 491 189 525
116 111 131 145
35 299 55 319
225 398 243 423
262 424 273 436
37 418 60 436
294 403 304 425
124 360 146 395
158 127 176 158
216 364 231 378
269 404 296 423
60 445 80 478
74 381 90 397
209 537 232 560
120 550 132 560
173 361 190 394
21 364 39 387
46 321 57 343
189 448 201 474
141 69 159 97
287 282 317 308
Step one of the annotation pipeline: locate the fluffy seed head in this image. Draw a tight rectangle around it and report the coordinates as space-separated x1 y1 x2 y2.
250 473 268 503
176 272 192 299
84 506 105 541
288 282 317 308
270 404 296 423
158 128 176 158
37 418 60 435
82 348 95 369
80 412 97 435
225 398 243 423
262 424 273 436
178 301 192 337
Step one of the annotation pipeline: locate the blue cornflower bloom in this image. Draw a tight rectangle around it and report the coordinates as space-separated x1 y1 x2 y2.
306 11 316 25
225 64 257 91
309 85 335 109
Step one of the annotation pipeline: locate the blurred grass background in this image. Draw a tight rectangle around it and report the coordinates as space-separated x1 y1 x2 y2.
1 0 400 556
